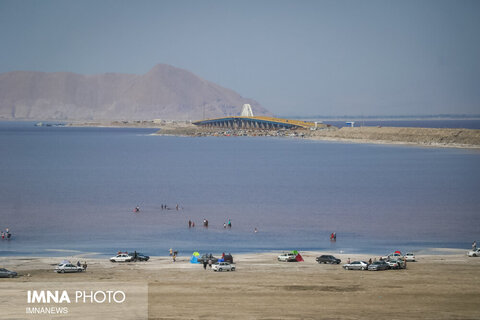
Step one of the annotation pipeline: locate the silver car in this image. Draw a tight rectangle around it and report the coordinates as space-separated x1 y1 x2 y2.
0 268 17 278
367 261 389 271
55 263 83 273
343 261 368 270
212 262 236 272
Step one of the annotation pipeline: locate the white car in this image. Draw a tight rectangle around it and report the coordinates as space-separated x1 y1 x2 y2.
110 253 133 262
405 252 416 262
385 260 400 269
467 248 480 257
55 263 83 273
383 252 403 260
212 262 236 272
277 253 297 262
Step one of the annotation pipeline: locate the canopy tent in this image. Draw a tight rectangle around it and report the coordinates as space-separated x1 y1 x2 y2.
190 252 200 264
291 250 303 262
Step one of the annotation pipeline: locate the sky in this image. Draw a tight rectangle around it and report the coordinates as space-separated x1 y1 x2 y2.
0 0 479 117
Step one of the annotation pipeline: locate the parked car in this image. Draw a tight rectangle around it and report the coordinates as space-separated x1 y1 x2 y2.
367 261 389 271
132 252 150 261
385 260 400 269
197 254 219 264
0 268 17 278
110 253 134 262
212 262 236 272
55 263 83 273
316 255 341 264
343 261 368 270
391 259 406 269
278 253 297 262
222 254 234 263
467 248 480 257
383 252 403 260
405 252 416 262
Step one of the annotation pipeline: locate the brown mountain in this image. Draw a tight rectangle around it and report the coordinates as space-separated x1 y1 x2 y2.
0 64 270 121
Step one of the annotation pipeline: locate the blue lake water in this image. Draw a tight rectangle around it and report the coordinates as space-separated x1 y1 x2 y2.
1 122 479 257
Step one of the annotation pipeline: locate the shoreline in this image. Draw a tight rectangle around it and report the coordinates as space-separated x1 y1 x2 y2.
0 246 472 259
153 126 480 150
1 249 479 319
5 120 475 149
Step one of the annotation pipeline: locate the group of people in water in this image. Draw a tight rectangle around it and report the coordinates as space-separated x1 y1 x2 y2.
187 218 259 233
133 203 182 213
1 227 12 240
223 219 232 229
187 218 235 229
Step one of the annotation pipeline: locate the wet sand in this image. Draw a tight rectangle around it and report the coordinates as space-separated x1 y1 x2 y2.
1 250 479 319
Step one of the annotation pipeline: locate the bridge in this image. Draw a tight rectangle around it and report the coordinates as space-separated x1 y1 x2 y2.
192 116 319 130
193 104 326 130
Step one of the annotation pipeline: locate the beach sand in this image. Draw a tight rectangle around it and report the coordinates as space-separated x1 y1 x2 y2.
1 250 479 319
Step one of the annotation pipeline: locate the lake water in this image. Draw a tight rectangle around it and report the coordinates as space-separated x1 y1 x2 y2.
1 122 479 257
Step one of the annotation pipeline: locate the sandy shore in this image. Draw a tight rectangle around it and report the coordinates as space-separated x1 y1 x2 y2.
1 250 479 319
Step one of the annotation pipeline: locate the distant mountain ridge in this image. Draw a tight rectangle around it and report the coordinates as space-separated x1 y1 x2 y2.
0 64 270 121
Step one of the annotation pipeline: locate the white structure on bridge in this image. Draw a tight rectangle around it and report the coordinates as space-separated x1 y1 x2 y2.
240 104 254 117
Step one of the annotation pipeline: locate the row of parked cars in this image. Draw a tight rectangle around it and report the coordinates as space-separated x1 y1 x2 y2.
278 251 416 271
338 252 415 271
110 252 150 262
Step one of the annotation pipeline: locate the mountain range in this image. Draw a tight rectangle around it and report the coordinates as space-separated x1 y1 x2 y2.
0 64 270 121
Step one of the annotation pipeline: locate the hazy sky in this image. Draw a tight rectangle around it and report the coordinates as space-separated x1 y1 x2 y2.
1 0 479 116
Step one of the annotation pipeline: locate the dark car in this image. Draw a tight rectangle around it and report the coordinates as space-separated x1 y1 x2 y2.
367 260 389 271
316 255 341 264
222 254 234 263
0 268 18 278
197 254 219 264
132 252 150 261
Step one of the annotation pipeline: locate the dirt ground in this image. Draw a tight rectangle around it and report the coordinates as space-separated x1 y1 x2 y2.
1 251 479 319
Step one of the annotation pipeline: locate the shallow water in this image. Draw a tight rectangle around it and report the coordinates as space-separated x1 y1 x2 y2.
1 122 479 257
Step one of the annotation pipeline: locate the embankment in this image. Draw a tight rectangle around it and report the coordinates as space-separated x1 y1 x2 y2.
308 126 480 148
